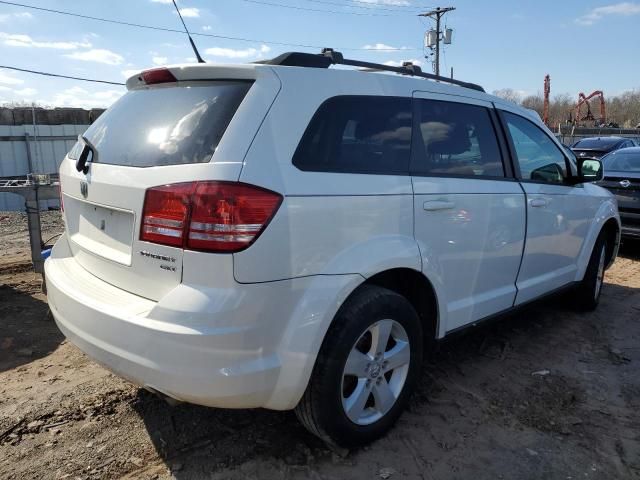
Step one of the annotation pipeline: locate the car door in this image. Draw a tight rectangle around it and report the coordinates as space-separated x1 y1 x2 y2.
411 93 526 333
498 108 600 304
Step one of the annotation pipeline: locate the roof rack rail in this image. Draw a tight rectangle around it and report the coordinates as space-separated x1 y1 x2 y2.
262 48 485 93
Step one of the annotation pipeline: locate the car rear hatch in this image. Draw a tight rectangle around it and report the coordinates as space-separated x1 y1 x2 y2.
58 65 281 301
572 149 606 159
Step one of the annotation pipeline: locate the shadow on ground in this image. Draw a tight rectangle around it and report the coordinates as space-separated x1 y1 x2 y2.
619 237 640 260
0 266 64 372
133 278 639 479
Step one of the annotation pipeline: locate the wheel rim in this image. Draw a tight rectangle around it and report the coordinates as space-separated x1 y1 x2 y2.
341 319 410 426
595 245 606 300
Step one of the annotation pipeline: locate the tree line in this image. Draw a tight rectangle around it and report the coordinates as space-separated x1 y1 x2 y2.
493 88 640 129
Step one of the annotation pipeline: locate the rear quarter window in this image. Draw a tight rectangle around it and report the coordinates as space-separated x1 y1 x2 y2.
292 96 412 175
82 81 251 167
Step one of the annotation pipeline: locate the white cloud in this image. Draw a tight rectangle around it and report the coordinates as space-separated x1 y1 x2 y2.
383 59 423 67
362 43 408 51
42 86 124 109
178 7 200 17
0 32 92 50
0 84 38 103
13 87 37 96
576 2 640 25
0 72 24 85
0 12 33 22
121 69 141 78
150 0 172 3
202 25 212 31
66 49 124 65
205 44 270 59
152 56 168 65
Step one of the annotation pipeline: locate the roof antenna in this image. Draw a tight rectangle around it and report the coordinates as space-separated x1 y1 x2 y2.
171 0 205 63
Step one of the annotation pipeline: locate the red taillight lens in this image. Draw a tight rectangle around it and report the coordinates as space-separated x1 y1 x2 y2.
141 68 177 85
140 183 193 247
140 182 282 253
188 182 282 252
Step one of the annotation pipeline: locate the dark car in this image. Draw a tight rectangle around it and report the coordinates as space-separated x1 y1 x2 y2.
599 147 640 238
571 136 637 160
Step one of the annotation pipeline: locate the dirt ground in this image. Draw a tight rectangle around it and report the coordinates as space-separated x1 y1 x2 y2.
1 210 639 480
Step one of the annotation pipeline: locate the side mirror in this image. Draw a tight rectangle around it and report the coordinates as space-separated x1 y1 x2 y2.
531 163 564 183
578 158 603 182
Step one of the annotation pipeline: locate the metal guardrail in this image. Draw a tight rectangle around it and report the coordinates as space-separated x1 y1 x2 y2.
1 174 60 275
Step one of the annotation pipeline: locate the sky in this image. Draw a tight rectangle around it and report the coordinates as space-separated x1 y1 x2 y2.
0 0 638 108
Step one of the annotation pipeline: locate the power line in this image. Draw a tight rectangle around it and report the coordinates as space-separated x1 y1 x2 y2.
302 0 397 10
300 0 402 11
281 0 432 12
0 0 419 51
312 0 436 11
0 65 125 86
345 0 435 7
239 0 392 16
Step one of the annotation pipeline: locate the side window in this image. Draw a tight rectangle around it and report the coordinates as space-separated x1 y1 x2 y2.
292 96 412 175
503 112 568 184
413 99 504 178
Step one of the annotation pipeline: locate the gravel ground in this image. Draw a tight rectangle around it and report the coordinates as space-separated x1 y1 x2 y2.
1 211 639 479
0 210 64 265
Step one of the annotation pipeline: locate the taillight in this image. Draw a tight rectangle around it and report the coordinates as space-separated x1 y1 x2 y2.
140 183 193 247
141 68 177 85
140 182 282 253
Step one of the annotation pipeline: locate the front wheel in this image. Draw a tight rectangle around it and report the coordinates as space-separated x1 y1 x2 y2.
295 285 423 448
573 233 607 311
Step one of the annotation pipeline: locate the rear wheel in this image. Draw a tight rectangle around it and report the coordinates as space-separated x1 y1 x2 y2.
573 233 607 311
295 285 423 448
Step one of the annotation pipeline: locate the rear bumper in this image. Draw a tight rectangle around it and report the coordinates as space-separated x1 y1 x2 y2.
45 235 328 410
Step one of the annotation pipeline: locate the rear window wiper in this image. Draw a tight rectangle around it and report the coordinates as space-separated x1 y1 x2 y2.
76 135 98 174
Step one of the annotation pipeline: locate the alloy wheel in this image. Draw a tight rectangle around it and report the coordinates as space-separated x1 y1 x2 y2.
595 245 606 300
341 319 410 425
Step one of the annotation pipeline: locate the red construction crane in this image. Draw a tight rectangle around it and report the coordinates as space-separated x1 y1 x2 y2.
543 74 550 125
575 90 606 125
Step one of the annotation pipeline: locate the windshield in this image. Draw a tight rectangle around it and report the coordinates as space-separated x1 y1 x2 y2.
72 81 251 167
602 151 640 172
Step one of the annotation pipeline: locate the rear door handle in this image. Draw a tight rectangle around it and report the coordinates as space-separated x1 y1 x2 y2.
423 200 456 211
530 198 548 208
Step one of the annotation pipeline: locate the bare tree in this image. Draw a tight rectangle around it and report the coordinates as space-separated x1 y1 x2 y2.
496 88 640 128
492 88 523 104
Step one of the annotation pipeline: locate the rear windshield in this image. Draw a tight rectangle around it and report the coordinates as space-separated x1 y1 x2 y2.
573 138 620 150
76 81 251 167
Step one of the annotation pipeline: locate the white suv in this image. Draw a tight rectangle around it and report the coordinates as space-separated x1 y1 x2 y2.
46 50 620 447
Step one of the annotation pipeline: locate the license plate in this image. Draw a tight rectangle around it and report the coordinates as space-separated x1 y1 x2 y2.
65 196 135 265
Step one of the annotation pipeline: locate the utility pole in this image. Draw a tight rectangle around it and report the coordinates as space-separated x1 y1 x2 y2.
419 7 455 77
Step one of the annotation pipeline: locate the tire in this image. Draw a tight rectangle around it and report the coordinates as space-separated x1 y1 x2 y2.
573 232 607 312
295 285 423 448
